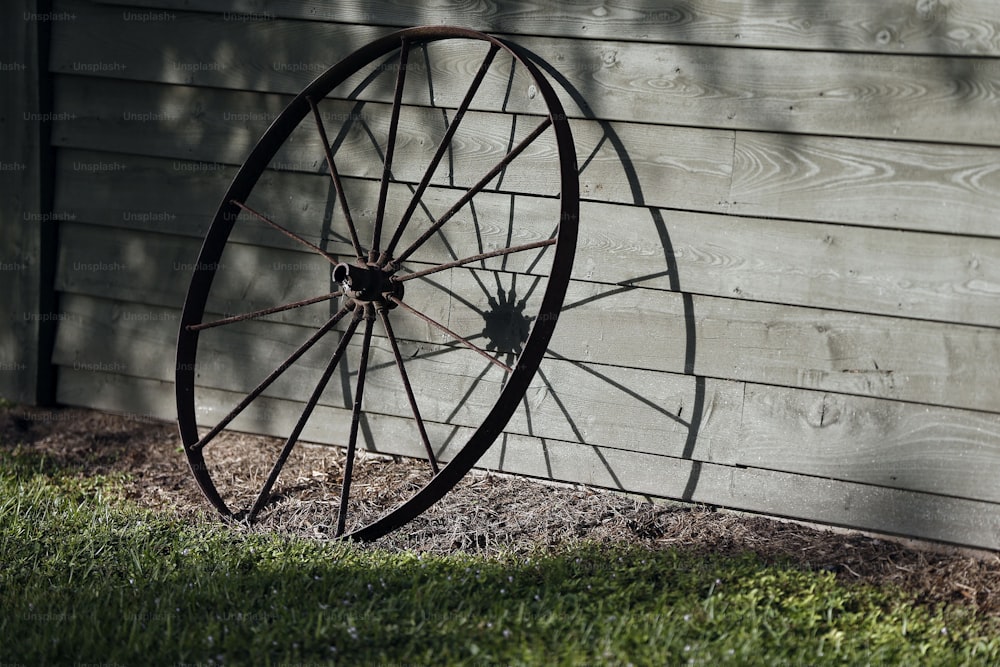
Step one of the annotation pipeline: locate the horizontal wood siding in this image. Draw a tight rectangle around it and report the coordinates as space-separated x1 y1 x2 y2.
0 0 47 403
46 0 1000 549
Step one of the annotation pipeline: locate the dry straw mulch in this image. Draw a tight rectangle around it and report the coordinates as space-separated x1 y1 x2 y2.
2 404 998 618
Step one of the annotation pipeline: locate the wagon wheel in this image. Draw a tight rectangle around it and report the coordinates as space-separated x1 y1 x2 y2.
175 26 578 540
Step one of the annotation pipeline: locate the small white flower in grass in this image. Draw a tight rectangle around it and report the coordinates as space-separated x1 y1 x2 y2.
502 629 511 638
348 626 359 640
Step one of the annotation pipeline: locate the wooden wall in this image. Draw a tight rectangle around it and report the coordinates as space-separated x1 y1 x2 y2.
0 0 54 405
35 0 1000 549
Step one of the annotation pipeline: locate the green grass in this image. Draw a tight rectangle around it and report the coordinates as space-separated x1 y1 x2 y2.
1 446 998 666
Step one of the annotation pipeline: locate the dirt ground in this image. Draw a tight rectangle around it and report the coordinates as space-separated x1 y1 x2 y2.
3 404 999 619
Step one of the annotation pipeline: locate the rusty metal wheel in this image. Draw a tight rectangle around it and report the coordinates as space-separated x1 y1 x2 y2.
175 26 578 540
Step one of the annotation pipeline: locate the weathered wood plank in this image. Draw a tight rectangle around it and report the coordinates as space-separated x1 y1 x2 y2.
58 289 1000 503
54 221 1000 413
53 149 555 262
55 295 1000 502
52 76 1000 238
53 216 558 340
48 75 566 198
53 149 235 238
52 0 1000 145
566 443 1000 551
642 206 1000 328
49 75 733 210
55 148 1000 329
734 385 1000 503
550 281 1000 413
54 292 739 459
729 132 1000 235
93 0 1000 57
54 367 1000 550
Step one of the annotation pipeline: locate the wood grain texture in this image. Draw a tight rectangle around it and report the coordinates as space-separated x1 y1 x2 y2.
552 281 1000 413
55 289 1000 504
54 0 1000 145
53 292 734 459
734 386 1000 503
48 74 734 211
51 75 1000 239
59 289 1000 503
729 132 1000 234
54 144 1000 330
55 366 1000 550
53 221 1000 414
95 0 1000 57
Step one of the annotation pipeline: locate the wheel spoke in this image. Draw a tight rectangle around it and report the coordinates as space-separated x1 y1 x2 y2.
190 304 352 452
517 271 545 305
377 306 439 473
381 45 501 263
443 360 493 424
307 96 366 262
371 38 411 261
231 199 340 265
187 291 343 332
336 311 376 536
522 224 559 276
394 238 556 283
388 295 512 373
413 273 489 320
392 117 553 266
249 308 364 521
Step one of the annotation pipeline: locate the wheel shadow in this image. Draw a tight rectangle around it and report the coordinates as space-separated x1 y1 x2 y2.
293 39 706 510
492 51 706 502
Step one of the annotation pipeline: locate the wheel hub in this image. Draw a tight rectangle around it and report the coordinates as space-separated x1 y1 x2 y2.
333 262 403 306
